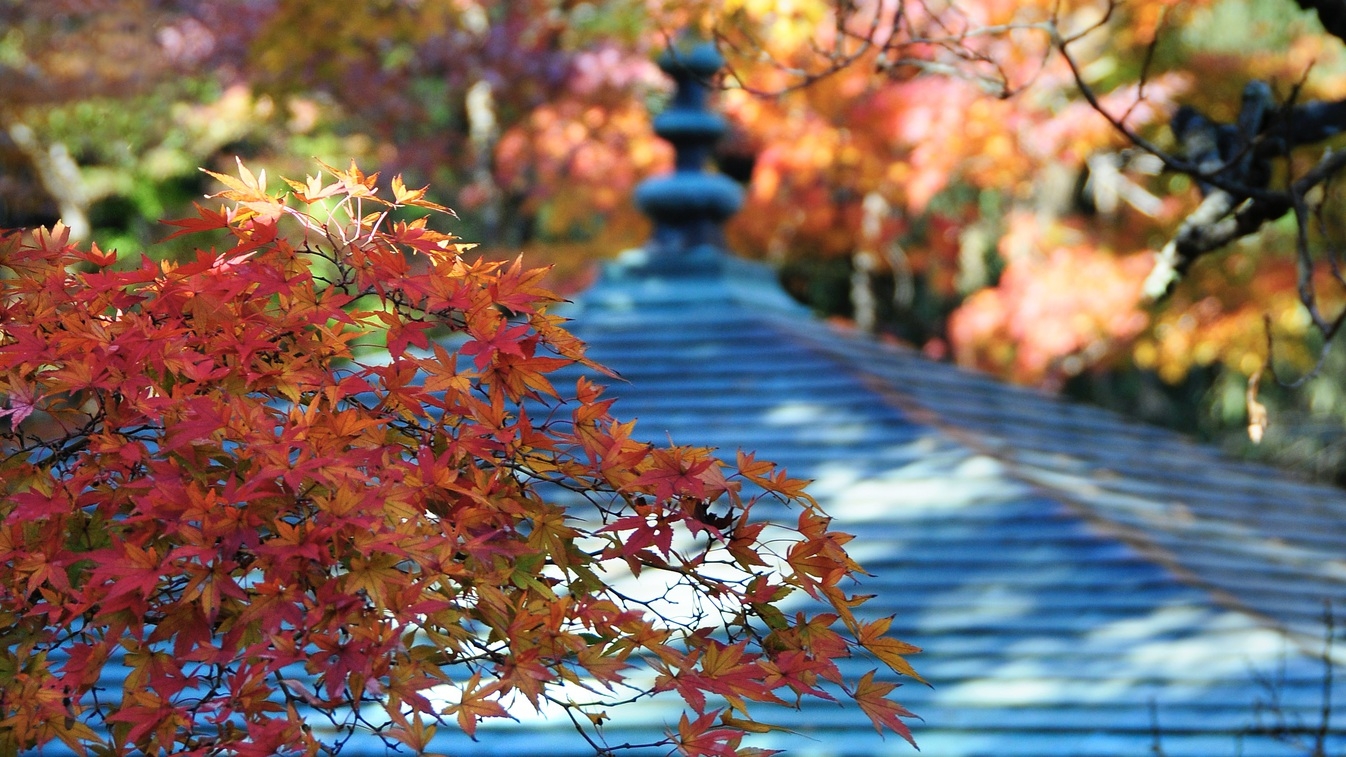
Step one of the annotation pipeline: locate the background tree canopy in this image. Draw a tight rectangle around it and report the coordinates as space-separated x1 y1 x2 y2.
4 0 1346 480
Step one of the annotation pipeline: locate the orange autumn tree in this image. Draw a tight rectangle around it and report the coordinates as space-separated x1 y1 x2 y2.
0 161 918 756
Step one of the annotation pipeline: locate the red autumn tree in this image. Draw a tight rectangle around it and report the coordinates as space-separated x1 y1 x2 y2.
0 160 918 756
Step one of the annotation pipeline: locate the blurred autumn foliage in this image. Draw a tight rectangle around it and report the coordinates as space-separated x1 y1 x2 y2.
4 0 1346 477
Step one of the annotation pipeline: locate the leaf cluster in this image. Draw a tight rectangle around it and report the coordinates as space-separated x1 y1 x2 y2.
0 160 918 756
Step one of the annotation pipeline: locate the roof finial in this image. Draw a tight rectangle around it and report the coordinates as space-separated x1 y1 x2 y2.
634 38 743 271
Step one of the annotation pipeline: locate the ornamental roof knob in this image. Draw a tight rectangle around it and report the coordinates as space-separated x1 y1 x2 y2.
633 41 744 269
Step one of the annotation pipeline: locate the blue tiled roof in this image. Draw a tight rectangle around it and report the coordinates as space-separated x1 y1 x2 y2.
413 247 1346 757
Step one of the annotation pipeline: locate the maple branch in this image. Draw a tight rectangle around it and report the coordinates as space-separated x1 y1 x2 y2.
0 162 920 756
551 698 671 755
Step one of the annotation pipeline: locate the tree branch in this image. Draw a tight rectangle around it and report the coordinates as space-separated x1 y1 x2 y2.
5 122 89 241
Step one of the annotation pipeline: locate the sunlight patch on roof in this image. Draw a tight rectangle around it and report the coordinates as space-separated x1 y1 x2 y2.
813 453 1032 522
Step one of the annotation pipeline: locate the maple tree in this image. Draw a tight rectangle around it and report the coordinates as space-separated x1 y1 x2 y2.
0 160 920 755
